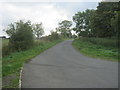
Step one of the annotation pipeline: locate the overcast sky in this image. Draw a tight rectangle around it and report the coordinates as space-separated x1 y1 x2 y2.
0 1 100 37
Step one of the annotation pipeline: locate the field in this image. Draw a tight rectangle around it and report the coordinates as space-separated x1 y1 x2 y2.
2 38 62 88
2 39 9 47
72 38 119 62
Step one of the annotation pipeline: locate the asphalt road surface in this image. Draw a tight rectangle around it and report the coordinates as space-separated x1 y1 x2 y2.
21 40 118 88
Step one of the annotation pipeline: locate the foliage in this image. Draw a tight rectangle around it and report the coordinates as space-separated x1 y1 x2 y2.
111 11 120 38
90 2 119 37
6 20 34 51
56 20 72 38
73 2 119 38
73 9 95 37
33 23 44 39
5 24 17 37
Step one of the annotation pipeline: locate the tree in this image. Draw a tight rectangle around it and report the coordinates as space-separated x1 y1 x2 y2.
90 2 119 37
56 20 72 38
73 2 119 38
6 20 34 51
33 23 44 39
73 12 84 36
73 9 95 37
111 11 120 38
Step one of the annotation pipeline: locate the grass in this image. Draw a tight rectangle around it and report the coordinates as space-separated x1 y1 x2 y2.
79 37 118 48
2 39 62 88
72 38 119 62
2 39 9 47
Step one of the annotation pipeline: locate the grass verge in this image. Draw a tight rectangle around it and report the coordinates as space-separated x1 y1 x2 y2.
2 39 62 88
72 39 119 62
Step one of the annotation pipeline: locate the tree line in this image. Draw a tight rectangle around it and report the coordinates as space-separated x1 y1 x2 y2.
73 2 119 38
55 2 120 38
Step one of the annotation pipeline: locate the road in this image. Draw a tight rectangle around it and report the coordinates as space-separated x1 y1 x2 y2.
21 40 118 88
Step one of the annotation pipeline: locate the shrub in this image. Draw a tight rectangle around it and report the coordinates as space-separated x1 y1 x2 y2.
6 20 34 51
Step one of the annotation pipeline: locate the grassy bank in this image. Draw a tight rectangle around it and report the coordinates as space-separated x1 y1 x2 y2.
72 38 118 62
2 39 62 88
79 37 118 48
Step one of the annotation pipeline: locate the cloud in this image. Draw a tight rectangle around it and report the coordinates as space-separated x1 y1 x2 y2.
0 2 99 37
0 2 71 36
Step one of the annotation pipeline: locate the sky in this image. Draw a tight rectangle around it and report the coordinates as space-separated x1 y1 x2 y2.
0 1 100 37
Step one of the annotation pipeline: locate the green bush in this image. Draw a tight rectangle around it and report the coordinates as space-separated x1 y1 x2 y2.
8 20 34 51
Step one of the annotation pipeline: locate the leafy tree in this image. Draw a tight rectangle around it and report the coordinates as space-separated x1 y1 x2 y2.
6 20 34 51
111 11 119 37
73 2 119 38
90 2 119 37
33 23 44 39
56 20 72 38
73 12 84 36
73 9 95 37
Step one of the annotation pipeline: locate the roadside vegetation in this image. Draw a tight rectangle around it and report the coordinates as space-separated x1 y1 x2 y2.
72 38 118 61
72 2 119 62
